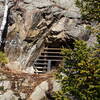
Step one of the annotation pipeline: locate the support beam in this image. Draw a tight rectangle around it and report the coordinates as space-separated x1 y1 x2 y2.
47 60 51 72
0 0 8 45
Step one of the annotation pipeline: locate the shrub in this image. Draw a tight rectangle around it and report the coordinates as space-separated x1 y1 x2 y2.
0 51 8 66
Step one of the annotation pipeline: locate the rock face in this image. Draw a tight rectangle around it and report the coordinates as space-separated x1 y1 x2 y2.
0 90 18 100
28 80 61 100
3 0 87 70
0 0 94 71
29 81 49 100
0 0 98 100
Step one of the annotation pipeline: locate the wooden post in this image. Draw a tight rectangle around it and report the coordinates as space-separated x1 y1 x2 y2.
47 60 51 72
0 0 8 45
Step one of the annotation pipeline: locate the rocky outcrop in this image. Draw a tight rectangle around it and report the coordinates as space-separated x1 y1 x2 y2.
0 0 98 100
0 90 19 100
3 0 84 70
28 80 61 100
28 81 49 100
0 0 95 71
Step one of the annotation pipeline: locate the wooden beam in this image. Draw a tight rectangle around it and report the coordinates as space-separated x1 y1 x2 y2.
0 0 8 45
47 60 51 72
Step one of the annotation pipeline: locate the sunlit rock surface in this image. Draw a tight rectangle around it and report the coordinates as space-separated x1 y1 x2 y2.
4 0 82 68
0 90 19 100
0 0 95 74
0 0 98 100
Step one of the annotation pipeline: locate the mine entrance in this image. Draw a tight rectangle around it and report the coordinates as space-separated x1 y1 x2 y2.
33 37 74 74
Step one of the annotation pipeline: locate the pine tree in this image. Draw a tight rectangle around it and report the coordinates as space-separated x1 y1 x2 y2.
54 39 100 100
54 0 100 100
76 0 100 22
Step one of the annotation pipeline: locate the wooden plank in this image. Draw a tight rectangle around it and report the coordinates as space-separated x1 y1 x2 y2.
34 63 48 65
35 70 46 73
41 52 61 54
44 48 62 50
0 0 8 44
47 60 51 72
36 59 62 62
39 55 63 58
36 67 47 69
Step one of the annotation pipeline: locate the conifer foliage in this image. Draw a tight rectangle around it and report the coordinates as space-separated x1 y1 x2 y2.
55 39 100 100
54 0 100 99
76 0 100 21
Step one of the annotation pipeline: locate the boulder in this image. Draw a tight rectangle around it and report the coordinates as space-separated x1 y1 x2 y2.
54 0 81 18
51 17 66 32
52 31 66 40
30 0 53 8
0 90 19 100
6 61 22 70
28 80 61 100
28 81 49 100
24 0 33 4
20 92 26 100
0 80 11 91
64 18 88 40
3 81 11 90
24 66 35 74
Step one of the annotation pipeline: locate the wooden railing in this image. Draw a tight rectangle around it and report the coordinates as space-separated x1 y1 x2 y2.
0 0 8 45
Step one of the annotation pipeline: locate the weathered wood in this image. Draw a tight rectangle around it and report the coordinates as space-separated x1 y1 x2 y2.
44 48 62 50
36 59 62 62
47 60 51 72
39 55 63 58
0 0 8 45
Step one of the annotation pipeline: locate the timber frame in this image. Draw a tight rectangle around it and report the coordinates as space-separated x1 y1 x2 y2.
0 0 8 45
